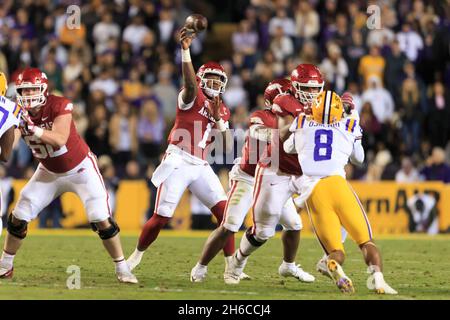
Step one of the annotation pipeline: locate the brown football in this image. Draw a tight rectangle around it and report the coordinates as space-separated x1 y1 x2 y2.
185 14 208 33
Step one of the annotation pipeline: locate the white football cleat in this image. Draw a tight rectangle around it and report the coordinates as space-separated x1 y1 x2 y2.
239 272 252 280
126 249 144 271
279 263 315 283
223 254 247 285
326 259 354 294
190 264 207 283
367 268 398 295
223 271 241 285
225 256 251 281
0 266 13 279
316 257 332 279
116 270 138 284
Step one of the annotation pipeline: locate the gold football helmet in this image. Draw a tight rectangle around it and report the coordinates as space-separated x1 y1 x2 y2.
0 72 7 96
311 90 343 124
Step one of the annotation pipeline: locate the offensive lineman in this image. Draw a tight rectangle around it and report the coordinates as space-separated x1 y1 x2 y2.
284 90 397 294
224 64 324 284
191 79 313 284
0 68 137 283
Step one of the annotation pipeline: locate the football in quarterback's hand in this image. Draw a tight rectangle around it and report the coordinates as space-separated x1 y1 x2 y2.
185 14 208 33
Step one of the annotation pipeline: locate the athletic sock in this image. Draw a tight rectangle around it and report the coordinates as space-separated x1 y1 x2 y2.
137 214 170 250
113 256 129 273
211 200 235 256
1 251 15 268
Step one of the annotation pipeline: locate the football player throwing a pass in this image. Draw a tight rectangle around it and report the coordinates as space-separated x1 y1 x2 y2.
127 27 238 276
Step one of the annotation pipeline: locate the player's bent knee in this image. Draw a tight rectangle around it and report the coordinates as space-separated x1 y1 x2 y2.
155 204 175 218
359 240 377 249
91 217 120 240
223 215 243 233
7 213 28 239
13 195 35 222
245 228 266 246
222 223 239 233
254 227 275 242
282 219 303 231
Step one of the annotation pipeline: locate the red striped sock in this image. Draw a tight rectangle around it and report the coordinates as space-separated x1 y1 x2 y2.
137 214 170 251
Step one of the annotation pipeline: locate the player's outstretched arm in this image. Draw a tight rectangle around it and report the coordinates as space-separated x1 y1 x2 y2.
350 138 365 165
180 27 197 105
0 127 16 162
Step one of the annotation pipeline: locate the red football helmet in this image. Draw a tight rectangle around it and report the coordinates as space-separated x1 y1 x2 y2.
196 62 228 98
290 64 324 106
16 68 49 109
264 78 291 108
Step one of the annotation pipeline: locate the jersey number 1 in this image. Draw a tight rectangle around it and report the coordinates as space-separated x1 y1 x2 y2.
313 129 333 161
198 122 213 149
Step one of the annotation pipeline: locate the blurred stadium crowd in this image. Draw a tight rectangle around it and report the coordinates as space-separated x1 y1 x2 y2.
0 0 449 187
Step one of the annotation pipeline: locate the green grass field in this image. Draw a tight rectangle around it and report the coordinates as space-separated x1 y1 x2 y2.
0 230 449 300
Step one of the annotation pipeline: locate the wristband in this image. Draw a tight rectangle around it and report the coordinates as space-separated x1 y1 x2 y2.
34 127 44 138
181 48 191 62
215 118 227 132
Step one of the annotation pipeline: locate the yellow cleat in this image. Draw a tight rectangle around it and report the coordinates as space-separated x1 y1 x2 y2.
326 259 355 294
376 288 385 294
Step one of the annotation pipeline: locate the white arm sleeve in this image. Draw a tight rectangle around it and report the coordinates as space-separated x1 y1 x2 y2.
249 124 271 142
283 117 302 154
178 90 196 110
283 133 297 154
350 139 365 165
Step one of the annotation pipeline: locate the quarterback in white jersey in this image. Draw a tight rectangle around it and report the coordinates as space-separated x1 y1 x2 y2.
284 90 397 295
0 72 22 236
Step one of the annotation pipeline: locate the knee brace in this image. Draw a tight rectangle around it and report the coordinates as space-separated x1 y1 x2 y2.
7 214 28 239
246 228 266 247
91 218 120 240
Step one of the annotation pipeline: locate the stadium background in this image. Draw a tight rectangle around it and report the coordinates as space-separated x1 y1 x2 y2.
0 0 449 234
